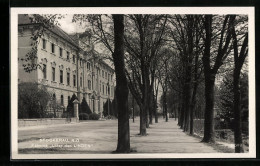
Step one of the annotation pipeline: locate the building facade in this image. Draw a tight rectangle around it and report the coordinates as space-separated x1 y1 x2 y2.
18 15 115 117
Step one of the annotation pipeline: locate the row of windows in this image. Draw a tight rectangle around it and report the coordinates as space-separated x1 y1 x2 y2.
42 64 77 87
43 66 113 94
52 94 70 106
42 40 112 82
99 82 112 96
42 39 76 63
100 69 112 81
43 39 92 68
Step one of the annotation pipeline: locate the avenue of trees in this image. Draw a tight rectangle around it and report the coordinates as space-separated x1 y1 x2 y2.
21 14 249 153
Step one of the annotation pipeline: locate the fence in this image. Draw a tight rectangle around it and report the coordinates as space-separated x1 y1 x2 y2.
18 118 71 127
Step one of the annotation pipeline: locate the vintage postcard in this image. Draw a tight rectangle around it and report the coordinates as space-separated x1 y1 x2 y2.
10 7 255 159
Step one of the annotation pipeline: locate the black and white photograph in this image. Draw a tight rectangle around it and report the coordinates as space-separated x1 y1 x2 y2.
10 7 255 159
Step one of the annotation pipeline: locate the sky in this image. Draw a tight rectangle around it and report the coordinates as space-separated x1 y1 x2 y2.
58 14 85 34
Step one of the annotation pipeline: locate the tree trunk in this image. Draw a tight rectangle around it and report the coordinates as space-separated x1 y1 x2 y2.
174 105 177 121
189 83 197 135
180 96 185 129
149 108 153 124
163 91 168 122
154 96 158 123
146 108 149 128
233 69 244 153
183 81 191 132
113 15 130 153
190 49 199 135
177 104 181 125
202 15 215 143
132 96 135 123
189 90 197 135
149 92 153 125
140 106 147 135
154 82 159 123
231 21 248 153
155 108 158 123
163 105 165 119
202 75 215 143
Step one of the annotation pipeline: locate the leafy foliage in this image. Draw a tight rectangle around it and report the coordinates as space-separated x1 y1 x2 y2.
103 99 113 117
216 72 248 128
89 113 100 120
80 97 92 114
79 113 89 120
18 82 51 118
66 94 78 117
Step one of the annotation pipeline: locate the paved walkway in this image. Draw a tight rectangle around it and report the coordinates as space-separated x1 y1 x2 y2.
18 118 218 153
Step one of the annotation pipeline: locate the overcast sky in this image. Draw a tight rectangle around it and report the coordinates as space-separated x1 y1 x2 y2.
58 14 85 34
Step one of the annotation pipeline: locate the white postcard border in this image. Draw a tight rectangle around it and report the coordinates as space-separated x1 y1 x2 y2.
11 7 256 159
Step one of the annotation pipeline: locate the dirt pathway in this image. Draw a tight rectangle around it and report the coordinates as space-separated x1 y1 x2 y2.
18 118 218 153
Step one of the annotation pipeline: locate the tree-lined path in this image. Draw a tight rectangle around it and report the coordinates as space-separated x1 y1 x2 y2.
19 14 249 154
18 119 217 154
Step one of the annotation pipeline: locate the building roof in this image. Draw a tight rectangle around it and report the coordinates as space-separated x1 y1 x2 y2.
18 14 79 48
18 14 114 72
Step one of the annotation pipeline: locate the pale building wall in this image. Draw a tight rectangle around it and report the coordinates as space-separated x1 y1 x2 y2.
18 23 115 116
36 30 78 107
18 28 38 83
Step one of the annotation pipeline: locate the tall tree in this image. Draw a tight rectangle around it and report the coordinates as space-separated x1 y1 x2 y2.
124 14 168 134
202 15 235 143
112 15 130 153
157 48 173 122
231 15 248 153
167 15 204 133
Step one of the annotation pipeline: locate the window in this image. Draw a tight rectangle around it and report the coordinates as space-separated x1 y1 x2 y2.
80 76 82 87
105 72 107 79
60 70 63 83
67 51 70 60
99 82 101 92
68 96 70 103
53 94 56 100
108 74 110 81
61 95 64 105
59 47 63 57
42 39 46 49
51 43 55 53
108 86 110 95
88 80 91 90
80 59 82 66
111 75 113 81
67 72 70 85
43 64 47 79
73 55 75 63
102 70 104 78
73 74 76 87
87 62 90 70
52 67 55 81
102 84 104 94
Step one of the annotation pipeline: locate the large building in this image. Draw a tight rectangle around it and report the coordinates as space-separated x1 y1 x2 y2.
18 14 115 117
